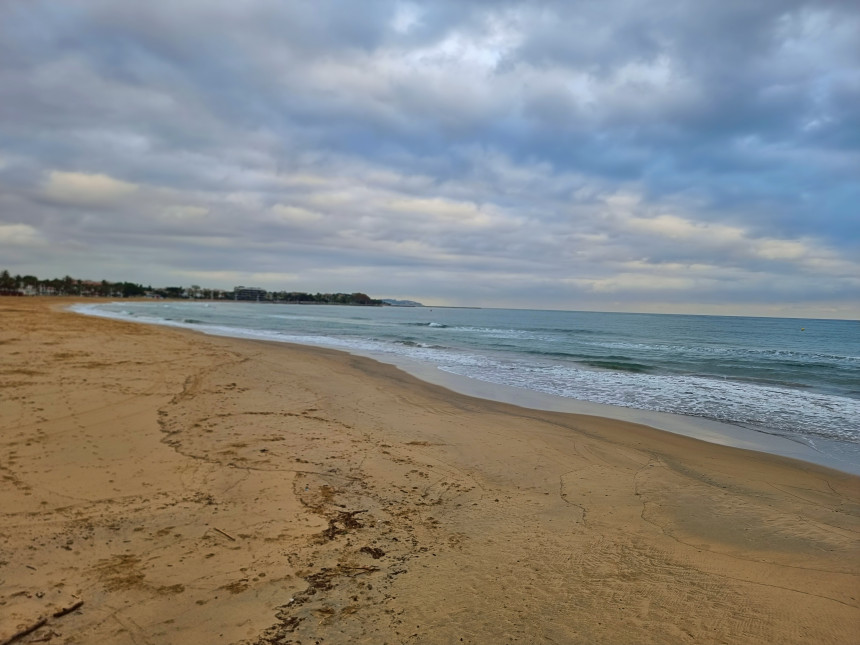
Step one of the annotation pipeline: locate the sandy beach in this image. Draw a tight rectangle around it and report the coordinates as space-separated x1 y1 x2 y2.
1 298 858 644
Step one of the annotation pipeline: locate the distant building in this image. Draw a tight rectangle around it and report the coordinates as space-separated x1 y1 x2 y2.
234 286 267 301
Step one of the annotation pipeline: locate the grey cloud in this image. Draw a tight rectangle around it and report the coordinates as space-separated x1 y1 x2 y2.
0 0 857 315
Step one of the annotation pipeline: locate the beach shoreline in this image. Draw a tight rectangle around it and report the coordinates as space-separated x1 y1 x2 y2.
72 299 860 476
2 298 859 644
353 350 860 475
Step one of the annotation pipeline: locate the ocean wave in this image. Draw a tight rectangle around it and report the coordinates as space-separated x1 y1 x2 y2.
583 340 857 363
404 322 448 328
439 361 860 445
580 360 653 373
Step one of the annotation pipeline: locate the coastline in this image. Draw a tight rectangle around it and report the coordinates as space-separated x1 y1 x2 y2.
2 298 858 644
71 299 860 476
358 351 860 476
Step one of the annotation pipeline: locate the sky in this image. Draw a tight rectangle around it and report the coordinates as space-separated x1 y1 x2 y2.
1 1 858 317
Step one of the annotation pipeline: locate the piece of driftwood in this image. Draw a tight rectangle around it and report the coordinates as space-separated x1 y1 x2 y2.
1 598 83 645
213 527 237 541
1 617 47 645
52 599 84 618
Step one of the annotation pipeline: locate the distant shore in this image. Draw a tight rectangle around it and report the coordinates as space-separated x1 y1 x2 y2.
2 297 858 644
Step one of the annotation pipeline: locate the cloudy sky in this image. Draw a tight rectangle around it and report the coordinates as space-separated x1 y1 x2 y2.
1 1 858 317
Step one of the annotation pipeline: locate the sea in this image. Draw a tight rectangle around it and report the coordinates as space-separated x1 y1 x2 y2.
72 301 860 474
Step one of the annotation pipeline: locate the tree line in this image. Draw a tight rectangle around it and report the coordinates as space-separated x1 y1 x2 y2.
270 291 381 305
0 269 383 305
0 269 148 297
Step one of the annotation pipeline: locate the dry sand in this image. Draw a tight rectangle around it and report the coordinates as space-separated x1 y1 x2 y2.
1 298 858 644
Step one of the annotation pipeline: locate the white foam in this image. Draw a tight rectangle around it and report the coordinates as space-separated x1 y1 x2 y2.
438 358 859 444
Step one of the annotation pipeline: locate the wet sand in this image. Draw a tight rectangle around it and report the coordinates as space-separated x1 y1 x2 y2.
1 298 858 644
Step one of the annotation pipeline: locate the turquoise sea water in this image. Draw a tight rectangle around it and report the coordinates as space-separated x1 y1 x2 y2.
75 302 859 469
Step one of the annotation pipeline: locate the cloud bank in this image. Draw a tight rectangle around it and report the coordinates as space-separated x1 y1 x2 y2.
1 0 858 316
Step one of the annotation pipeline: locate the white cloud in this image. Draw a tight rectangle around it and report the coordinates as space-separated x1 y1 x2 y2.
622 210 860 277
626 213 746 244
588 272 698 293
384 197 493 227
754 239 807 261
43 171 138 207
0 223 45 247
